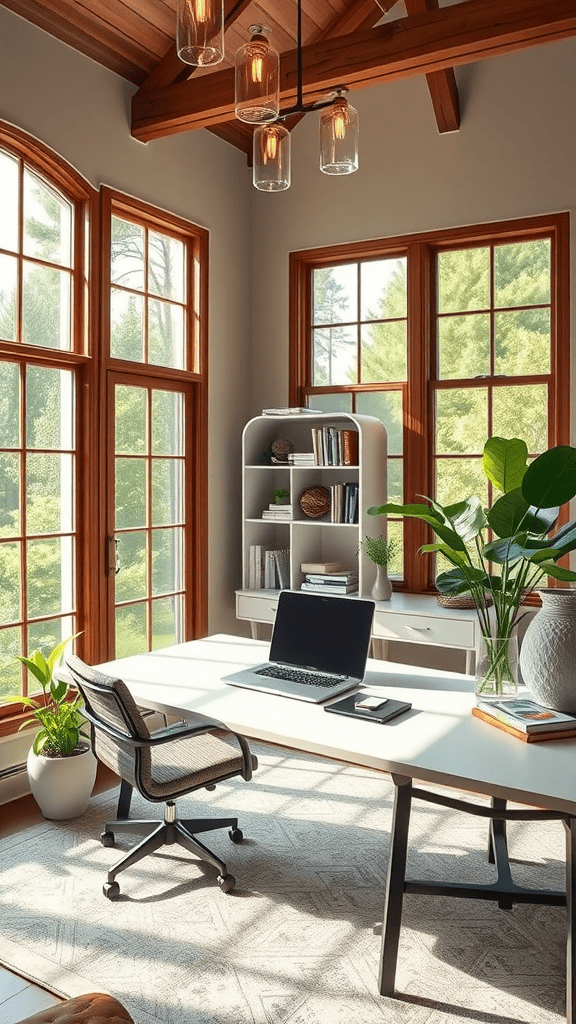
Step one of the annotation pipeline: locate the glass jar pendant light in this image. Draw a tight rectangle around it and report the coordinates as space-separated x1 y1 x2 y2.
253 124 291 192
320 89 359 175
235 26 280 124
176 0 224 66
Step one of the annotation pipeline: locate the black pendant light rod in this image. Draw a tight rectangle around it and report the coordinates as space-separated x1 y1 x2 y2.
278 0 345 120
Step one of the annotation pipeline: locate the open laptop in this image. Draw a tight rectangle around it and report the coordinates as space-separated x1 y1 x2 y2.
224 590 375 703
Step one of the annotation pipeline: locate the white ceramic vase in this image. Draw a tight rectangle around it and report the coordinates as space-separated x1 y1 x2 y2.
519 588 576 712
26 742 97 820
372 565 392 602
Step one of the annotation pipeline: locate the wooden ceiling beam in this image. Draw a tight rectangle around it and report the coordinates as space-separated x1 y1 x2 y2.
138 0 253 94
215 0 388 161
132 0 576 142
404 0 460 132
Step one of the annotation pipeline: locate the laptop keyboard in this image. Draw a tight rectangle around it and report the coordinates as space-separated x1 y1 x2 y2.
255 665 347 688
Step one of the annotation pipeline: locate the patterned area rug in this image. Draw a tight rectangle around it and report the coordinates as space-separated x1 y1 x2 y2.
0 742 568 1024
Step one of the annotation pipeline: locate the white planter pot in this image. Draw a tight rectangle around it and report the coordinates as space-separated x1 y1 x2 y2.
519 588 576 713
26 742 97 820
371 565 392 602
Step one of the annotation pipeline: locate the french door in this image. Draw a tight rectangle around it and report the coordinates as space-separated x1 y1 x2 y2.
106 372 195 660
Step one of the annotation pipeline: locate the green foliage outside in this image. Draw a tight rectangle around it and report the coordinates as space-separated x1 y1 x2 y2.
0 179 187 699
311 239 553 582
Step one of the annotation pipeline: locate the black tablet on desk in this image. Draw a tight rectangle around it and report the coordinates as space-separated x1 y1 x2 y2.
325 694 412 723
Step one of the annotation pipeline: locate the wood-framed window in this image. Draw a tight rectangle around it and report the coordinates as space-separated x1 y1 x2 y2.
289 213 570 593
0 132 208 732
100 189 208 662
0 126 95 713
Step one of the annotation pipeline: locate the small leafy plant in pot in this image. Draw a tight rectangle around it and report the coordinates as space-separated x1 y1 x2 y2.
361 535 397 601
273 487 290 505
7 633 97 819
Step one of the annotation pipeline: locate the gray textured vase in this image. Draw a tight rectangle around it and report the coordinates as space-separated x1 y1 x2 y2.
519 588 576 712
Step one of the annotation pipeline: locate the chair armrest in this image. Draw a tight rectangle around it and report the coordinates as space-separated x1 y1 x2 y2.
84 708 255 781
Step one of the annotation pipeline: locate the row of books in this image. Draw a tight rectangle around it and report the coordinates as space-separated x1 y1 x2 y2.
284 428 359 468
312 427 359 467
248 546 290 590
473 698 576 742
301 568 358 596
330 482 359 523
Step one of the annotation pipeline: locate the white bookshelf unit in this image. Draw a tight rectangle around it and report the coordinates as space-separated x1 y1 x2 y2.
235 412 480 670
236 412 387 630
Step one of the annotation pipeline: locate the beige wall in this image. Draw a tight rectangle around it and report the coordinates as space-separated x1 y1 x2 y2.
0 6 253 635
248 38 576 445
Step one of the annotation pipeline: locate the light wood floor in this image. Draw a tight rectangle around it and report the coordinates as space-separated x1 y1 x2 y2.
0 766 118 1023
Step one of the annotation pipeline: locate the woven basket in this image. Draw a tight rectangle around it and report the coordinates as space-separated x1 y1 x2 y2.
271 438 293 462
300 485 330 519
436 593 492 609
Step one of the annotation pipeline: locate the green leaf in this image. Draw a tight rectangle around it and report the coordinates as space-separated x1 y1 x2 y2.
50 679 67 704
483 437 528 493
436 566 488 595
420 543 466 565
482 536 530 564
536 562 576 581
521 446 576 509
486 489 529 538
547 521 576 557
16 656 49 689
47 632 81 678
366 501 466 551
442 496 486 543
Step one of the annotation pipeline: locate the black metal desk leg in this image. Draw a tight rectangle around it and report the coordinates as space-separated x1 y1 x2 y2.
566 818 576 1024
378 774 412 996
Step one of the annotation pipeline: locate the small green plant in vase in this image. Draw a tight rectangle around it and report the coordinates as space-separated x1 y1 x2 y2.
361 535 397 602
368 437 576 698
273 487 290 505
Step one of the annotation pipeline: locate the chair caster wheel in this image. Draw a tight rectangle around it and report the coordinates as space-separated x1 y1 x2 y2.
229 827 243 844
103 881 120 900
217 873 235 893
100 830 115 847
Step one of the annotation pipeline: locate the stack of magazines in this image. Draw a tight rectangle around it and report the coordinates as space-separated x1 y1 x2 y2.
301 568 358 595
473 698 576 742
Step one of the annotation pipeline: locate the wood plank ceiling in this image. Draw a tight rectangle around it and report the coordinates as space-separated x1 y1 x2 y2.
2 0 576 161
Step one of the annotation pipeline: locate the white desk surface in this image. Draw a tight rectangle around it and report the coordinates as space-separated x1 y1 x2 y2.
90 633 576 817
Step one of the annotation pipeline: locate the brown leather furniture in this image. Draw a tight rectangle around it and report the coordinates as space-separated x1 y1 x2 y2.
16 992 134 1024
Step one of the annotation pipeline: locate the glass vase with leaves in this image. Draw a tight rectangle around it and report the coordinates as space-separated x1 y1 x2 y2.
368 437 576 699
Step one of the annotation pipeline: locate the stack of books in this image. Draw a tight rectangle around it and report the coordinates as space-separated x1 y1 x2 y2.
301 568 358 595
262 503 292 521
249 546 290 589
473 698 576 742
287 452 315 467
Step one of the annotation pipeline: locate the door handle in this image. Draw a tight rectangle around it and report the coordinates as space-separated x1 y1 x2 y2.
106 536 120 577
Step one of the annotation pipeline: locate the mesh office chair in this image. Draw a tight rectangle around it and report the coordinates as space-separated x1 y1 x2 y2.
67 655 257 899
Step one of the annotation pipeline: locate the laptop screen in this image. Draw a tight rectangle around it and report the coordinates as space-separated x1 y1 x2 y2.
269 591 375 678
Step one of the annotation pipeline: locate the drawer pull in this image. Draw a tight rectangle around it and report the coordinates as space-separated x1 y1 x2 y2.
406 625 432 633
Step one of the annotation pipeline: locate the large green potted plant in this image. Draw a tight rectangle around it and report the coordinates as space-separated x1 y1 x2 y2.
7 634 97 819
368 437 576 698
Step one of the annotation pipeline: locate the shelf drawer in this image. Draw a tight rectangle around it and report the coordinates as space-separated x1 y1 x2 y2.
237 592 280 623
373 610 475 649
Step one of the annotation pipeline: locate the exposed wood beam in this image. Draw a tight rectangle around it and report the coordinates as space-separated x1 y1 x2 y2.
132 0 576 143
213 0 387 161
404 0 460 132
138 0 253 94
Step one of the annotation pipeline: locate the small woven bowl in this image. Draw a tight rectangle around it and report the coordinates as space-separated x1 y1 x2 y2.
271 438 293 462
436 592 492 609
300 485 330 519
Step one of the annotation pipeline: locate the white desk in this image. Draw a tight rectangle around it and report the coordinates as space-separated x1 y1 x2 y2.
92 634 576 1020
